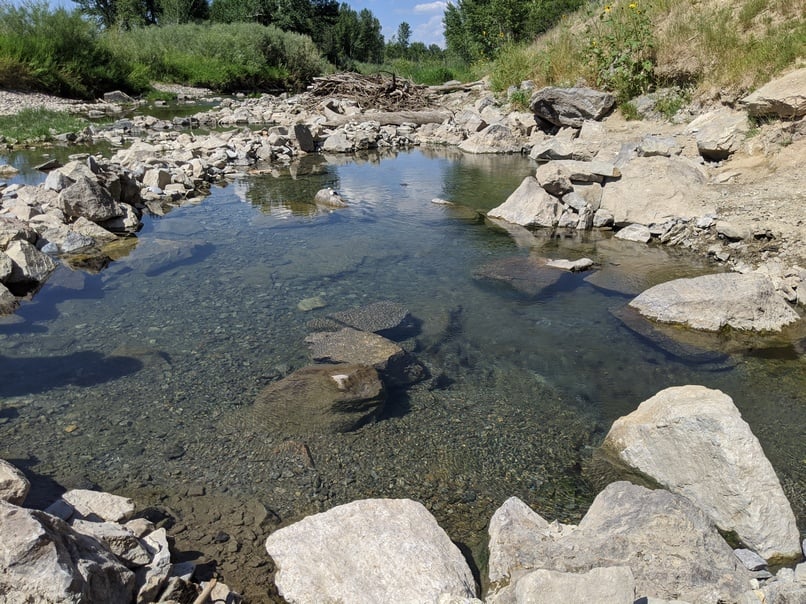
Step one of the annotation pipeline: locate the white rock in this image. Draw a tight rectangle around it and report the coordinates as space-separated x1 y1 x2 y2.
489 566 636 604
0 459 29 505
601 385 802 561
488 177 561 228
265 498 476 604
62 489 135 522
615 223 652 243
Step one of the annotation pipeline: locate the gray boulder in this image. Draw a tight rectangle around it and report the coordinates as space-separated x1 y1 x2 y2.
740 68 806 119
134 527 172 603
599 156 713 225
459 124 522 154
628 272 800 332
4 240 56 284
491 482 753 603
254 363 385 434
313 187 347 208
0 251 12 282
71 519 151 569
488 566 636 604
543 160 620 182
687 108 749 161
293 123 316 152
0 459 29 505
322 130 353 153
0 283 17 314
530 87 615 128
600 385 802 562
615 224 652 243
535 162 573 196
487 177 562 228
0 500 135 603
265 498 476 604
58 176 124 222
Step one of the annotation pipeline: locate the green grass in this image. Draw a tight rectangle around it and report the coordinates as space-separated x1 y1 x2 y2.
0 108 88 142
358 57 480 86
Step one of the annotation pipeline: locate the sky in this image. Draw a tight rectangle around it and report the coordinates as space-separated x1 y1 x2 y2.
12 0 449 46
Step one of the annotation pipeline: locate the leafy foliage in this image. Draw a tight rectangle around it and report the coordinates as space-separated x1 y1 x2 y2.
0 107 89 142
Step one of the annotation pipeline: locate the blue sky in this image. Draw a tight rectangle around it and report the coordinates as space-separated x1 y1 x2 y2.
11 0 448 46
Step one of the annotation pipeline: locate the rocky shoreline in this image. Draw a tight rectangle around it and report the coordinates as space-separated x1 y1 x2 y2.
0 70 804 602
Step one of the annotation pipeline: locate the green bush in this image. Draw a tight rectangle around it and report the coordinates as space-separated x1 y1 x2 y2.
102 22 326 92
366 58 479 86
0 107 89 142
0 2 146 99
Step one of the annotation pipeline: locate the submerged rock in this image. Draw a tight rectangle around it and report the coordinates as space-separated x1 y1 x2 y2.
265 499 477 604
474 255 566 297
600 385 802 562
326 300 410 334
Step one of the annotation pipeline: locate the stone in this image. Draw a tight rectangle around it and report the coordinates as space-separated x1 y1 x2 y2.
72 519 151 568
58 175 124 222
740 68 806 118
0 282 17 314
0 250 12 282
322 130 353 152
293 123 316 152
44 170 74 192
459 123 522 154
734 549 767 571
474 255 565 297
100 203 141 233
297 295 326 311
489 566 636 604
61 489 136 522
615 224 652 243
628 272 800 332
687 108 749 161
561 191 588 213
142 168 171 190
313 187 347 208
536 162 573 196
599 156 713 225
545 257 594 272
254 363 385 434
530 87 616 127
265 499 476 604
4 239 57 284
497 482 753 603
103 90 136 104
0 459 29 505
326 300 410 334
528 138 576 161
638 135 681 157
592 208 614 228
135 527 172 603
600 385 802 562
72 216 118 243
0 500 135 603
549 159 620 182
487 177 562 228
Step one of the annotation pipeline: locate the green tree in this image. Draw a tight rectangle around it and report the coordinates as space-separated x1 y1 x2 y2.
396 21 411 50
159 0 209 24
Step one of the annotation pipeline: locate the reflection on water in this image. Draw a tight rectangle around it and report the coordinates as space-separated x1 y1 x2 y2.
0 149 804 589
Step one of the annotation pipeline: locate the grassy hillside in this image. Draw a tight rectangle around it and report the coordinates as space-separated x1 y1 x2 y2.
488 0 805 103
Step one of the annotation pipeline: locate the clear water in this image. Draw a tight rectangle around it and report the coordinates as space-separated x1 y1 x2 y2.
1 148 804 591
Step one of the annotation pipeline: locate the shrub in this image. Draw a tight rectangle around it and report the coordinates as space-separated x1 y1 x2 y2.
0 107 89 142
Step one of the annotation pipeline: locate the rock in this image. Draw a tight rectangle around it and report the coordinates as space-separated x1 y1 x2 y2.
58 175 124 222
615 224 652 243
0 282 17 314
326 300 410 334
135 527 172 603
4 239 57 284
100 203 141 233
593 208 614 228
0 459 29 505
488 566 636 604
487 177 562 228
494 482 753 603
528 138 576 161
0 251 12 282
599 156 713 225
253 363 385 434
265 499 476 604
535 162 573 196
687 108 749 161
474 255 565 297
600 385 802 561
44 170 74 192
306 327 425 386
61 488 136 522
459 123 522 153
72 519 151 568
72 216 118 243
322 130 353 152
734 549 767 571
293 123 316 152
297 295 327 311
313 187 347 208
628 272 800 332
545 258 594 271
637 135 681 157
545 160 620 182
715 220 750 241
103 90 136 104
740 68 806 118
0 500 135 603
530 87 615 128
142 168 171 190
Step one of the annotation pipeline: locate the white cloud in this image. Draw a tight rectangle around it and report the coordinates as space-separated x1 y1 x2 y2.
414 13 446 47
414 1 447 14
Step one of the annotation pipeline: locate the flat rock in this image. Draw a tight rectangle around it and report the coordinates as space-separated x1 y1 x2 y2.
459 123 522 154
530 87 615 128
254 363 385 434
474 255 565 297
61 488 135 522
740 68 806 118
687 108 749 161
544 258 594 272
600 385 802 561
0 459 29 505
265 498 476 604
628 272 800 332
487 176 562 228
327 300 409 334
615 224 652 243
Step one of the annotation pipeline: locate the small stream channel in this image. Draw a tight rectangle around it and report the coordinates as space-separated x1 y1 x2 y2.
1 142 804 599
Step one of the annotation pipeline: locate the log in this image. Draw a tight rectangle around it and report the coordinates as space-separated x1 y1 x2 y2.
428 80 486 94
322 110 451 127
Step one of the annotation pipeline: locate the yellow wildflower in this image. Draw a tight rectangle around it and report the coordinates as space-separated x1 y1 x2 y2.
629 2 637 8
604 5 611 12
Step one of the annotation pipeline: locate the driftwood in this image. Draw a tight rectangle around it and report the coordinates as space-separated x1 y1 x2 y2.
322 109 451 127
305 72 432 111
428 80 486 94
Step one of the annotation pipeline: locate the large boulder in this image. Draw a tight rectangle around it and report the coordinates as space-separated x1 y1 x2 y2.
4 240 57 284
0 460 29 505
58 175 124 223
599 156 713 225
687 108 749 161
265 498 477 604
487 482 753 604
254 363 385 434
628 272 800 332
488 566 636 604
530 87 615 128
458 124 522 154
600 385 802 562
487 177 562 228
740 68 806 119
0 500 135 603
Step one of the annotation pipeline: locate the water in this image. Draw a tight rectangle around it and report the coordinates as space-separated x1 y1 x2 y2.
1 147 804 598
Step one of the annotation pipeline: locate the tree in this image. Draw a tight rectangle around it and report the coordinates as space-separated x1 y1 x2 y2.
396 21 411 50
159 0 209 24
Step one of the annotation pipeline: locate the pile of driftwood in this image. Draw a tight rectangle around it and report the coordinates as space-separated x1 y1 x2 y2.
305 72 432 111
